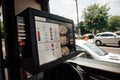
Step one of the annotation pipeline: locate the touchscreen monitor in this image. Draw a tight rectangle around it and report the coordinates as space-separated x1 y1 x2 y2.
18 8 77 74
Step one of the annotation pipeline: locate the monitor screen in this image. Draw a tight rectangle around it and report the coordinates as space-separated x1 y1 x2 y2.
18 8 77 74
35 16 75 65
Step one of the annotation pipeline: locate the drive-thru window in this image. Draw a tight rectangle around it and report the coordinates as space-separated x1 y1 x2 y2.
0 0 120 80
0 0 80 79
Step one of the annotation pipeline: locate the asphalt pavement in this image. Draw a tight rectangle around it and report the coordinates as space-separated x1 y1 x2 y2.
99 45 120 54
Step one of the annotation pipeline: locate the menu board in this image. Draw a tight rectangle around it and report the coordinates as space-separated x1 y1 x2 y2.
35 16 74 65
18 8 77 74
35 21 62 65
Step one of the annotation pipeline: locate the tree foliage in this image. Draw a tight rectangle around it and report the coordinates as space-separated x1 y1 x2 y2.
83 4 110 34
107 16 120 32
79 21 90 35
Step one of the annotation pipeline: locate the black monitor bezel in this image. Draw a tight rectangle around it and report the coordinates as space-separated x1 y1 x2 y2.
19 8 78 74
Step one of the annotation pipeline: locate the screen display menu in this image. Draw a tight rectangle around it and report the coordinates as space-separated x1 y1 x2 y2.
18 8 76 74
35 16 74 65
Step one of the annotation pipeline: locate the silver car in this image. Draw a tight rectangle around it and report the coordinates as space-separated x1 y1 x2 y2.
75 40 120 64
94 32 120 46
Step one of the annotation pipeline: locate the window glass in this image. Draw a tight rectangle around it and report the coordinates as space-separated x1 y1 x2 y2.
49 0 120 64
84 43 108 56
115 32 120 36
115 33 120 36
107 34 114 36
101 34 108 36
38 1 120 69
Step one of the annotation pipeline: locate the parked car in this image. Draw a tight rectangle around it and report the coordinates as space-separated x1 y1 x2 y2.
83 33 94 39
82 33 95 43
75 40 120 64
114 31 120 36
94 32 120 46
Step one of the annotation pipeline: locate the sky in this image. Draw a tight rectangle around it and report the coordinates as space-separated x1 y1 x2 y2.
49 0 120 24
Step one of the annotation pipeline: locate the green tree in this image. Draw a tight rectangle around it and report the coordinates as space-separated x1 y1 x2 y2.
83 4 110 34
107 16 120 32
79 21 90 35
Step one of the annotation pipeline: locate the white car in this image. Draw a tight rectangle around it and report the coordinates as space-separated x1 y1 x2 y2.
75 40 120 64
114 31 120 36
94 32 120 46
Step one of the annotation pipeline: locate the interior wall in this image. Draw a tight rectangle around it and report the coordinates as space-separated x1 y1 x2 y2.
14 0 41 15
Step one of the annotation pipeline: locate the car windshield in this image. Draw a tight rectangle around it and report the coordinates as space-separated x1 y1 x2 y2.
84 43 108 56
